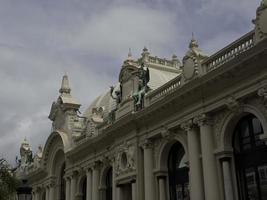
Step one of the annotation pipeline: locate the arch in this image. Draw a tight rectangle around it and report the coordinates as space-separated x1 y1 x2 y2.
157 132 188 171
233 114 267 200
220 104 267 150
41 131 71 170
99 165 113 188
99 165 113 200
77 174 87 195
167 141 190 200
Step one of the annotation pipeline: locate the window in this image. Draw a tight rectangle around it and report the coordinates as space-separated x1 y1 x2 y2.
168 142 189 200
106 168 113 200
233 114 267 200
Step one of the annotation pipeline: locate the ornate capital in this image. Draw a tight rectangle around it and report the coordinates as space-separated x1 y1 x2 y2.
141 139 153 149
193 113 213 126
92 161 102 170
180 119 194 132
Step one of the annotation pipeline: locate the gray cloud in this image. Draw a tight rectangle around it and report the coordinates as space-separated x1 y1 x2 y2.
0 0 261 165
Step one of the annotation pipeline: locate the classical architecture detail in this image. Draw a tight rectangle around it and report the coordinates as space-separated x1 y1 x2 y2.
182 36 208 82
258 84 267 105
115 142 136 176
254 0 267 43
225 96 242 113
160 125 175 141
15 2 267 200
193 113 213 127
181 119 194 131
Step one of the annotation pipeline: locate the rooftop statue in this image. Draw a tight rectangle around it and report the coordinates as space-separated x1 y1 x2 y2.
19 138 33 167
132 62 150 110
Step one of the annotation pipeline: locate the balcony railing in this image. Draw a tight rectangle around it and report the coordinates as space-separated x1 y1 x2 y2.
146 75 182 105
202 31 255 72
145 30 255 107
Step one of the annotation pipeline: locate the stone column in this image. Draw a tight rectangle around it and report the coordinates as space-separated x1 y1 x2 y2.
45 186 49 200
66 177 71 200
158 176 167 200
92 162 100 200
49 184 55 200
131 180 137 200
116 186 122 200
32 190 36 200
194 114 220 200
112 161 116 200
142 139 155 200
86 169 93 200
222 158 234 200
181 120 204 200
70 172 78 200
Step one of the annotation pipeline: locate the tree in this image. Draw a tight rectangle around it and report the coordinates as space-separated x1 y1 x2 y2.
0 158 19 200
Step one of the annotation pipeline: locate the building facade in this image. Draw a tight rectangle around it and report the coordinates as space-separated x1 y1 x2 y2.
16 1 267 200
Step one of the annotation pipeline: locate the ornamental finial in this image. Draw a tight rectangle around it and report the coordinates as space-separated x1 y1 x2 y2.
59 73 71 94
127 48 133 60
189 33 199 49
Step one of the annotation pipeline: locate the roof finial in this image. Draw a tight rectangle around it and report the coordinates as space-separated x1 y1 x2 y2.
59 73 71 94
189 33 199 49
127 48 133 60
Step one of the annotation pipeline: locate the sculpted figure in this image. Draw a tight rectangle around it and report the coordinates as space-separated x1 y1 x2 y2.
132 62 150 109
110 84 122 107
20 138 33 166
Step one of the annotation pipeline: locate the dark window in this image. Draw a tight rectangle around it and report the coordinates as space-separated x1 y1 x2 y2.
106 168 113 200
233 114 267 200
82 178 87 200
168 142 189 200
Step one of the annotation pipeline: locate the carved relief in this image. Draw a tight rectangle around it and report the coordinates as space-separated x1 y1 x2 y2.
258 85 267 106
115 142 136 176
225 96 242 114
254 1 267 43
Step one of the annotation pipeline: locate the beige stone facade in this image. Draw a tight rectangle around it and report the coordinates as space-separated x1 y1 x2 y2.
15 1 267 200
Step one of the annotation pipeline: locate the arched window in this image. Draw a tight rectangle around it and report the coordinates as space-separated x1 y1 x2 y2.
60 163 66 200
233 114 267 200
106 168 113 200
168 142 189 200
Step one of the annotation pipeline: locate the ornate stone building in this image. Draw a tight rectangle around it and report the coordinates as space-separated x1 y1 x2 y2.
15 1 267 200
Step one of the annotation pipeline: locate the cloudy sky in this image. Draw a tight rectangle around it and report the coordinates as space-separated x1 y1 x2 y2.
0 0 261 165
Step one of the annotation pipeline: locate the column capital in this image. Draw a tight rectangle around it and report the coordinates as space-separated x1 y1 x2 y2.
141 139 153 149
180 119 194 131
92 160 102 170
193 113 213 126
